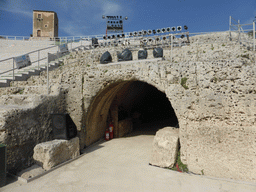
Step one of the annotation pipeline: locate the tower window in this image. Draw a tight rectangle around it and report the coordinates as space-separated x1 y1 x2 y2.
38 14 41 18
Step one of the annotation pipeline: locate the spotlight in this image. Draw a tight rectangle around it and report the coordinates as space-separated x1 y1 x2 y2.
163 36 167 40
156 37 160 41
121 34 125 38
117 34 120 38
103 35 107 40
148 29 152 35
181 34 185 39
161 28 166 33
156 29 161 33
184 25 188 30
171 27 176 32
148 38 153 42
133 31 138 36
153 29 156 34
108 36 111 39
143 38 147 43
129 32 133 36
166 27 171 32
138 31 143 36
118 40 122 44
112 35 116 39
177 26 182 31
143 30 147 35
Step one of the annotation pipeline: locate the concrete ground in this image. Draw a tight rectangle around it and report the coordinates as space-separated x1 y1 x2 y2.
1 130 256 192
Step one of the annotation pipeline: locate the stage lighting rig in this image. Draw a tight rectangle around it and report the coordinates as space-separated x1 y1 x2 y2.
102 15 128 34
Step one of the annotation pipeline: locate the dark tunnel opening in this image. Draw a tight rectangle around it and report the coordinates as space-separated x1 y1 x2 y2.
115 81 179 135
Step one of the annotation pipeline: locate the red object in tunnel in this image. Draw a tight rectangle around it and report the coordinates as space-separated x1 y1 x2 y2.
109 122 114 140
105 128 110 141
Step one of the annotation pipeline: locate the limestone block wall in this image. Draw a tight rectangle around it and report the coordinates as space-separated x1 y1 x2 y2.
0 31 255 182
0 91 67 174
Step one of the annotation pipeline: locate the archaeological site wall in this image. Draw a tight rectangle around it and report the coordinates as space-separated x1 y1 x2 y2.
0 31 255 182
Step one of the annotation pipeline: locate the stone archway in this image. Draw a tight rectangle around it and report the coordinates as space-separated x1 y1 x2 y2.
84 80 179 146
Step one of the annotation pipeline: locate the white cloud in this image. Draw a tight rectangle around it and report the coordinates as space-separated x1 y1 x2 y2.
102 1 122 15
0 0 32 18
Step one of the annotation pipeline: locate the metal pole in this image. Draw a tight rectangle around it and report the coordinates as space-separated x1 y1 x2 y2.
238 20 241 44
229 16 232 41
38 50 40 70
12 57 15 81
47 53 49 95
253 21 255 51
171 34 173 63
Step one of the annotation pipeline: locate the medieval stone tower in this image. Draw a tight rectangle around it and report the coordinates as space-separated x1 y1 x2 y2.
33 10 58 39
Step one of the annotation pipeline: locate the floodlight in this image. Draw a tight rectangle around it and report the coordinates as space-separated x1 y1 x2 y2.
153 30 156 34
112 35 116 39
117 34 120 38
181 34 185 39
118 40 122 44
184 25 188 30
161 28 166 33
163 36 167 40
108 36 111 39
177 26 182 31
102 15 105 19
148 30 152 35
133 31 138 36
103 36 107 40
143 30 147 35
156 37 160 41
125 16 128 20
121 34 125 38
171 27 176 31
138 31 143 36
166 27 171 32
156 29 161 33
143 38 147 43
129 32 133 36
148 38 153 42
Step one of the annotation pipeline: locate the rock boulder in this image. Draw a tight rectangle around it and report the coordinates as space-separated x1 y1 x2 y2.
33 137 80 171
150 127 179 168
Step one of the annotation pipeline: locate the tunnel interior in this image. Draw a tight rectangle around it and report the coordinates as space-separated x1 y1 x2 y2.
109 81 179 135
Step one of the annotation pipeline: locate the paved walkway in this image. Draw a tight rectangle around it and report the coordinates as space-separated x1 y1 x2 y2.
1 131 256 192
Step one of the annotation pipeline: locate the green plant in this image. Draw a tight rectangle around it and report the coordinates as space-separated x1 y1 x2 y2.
104 70 108 73
171 151 189 172
181 77 188 90
241 54 249 59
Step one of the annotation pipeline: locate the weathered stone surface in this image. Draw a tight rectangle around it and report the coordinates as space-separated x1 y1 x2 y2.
33 137 80 171
150 127 179 168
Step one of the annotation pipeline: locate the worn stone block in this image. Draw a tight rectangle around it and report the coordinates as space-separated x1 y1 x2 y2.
150 127 179 168
33 137 80 171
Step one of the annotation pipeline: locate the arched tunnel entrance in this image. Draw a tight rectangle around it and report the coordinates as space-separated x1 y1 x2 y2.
85 80 179 146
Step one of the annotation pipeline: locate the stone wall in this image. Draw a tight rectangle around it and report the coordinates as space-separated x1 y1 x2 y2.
0 31 255 182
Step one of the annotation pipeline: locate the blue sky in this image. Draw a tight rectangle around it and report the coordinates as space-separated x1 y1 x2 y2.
0 0 255 37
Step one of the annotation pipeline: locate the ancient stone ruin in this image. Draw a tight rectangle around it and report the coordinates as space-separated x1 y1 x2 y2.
0 31 255 182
